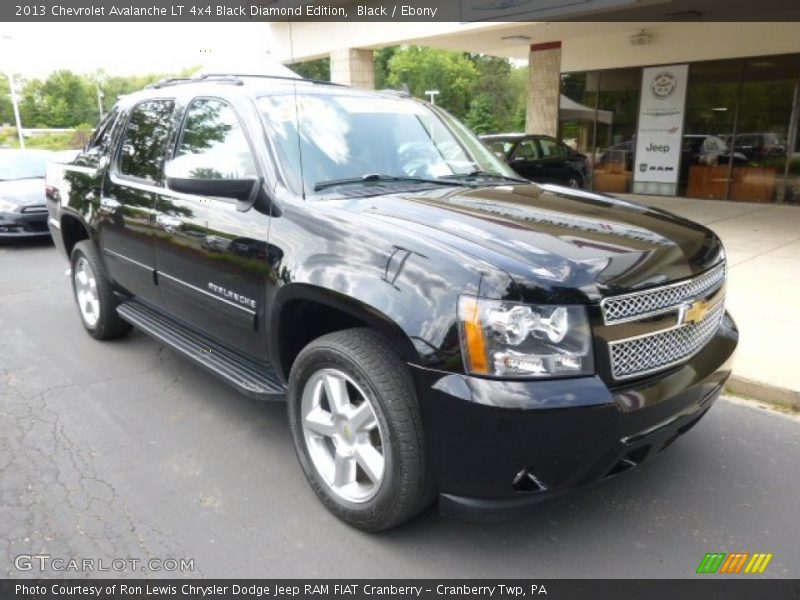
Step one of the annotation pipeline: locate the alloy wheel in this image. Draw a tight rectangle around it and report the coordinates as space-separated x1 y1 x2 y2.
74 256 100 328
300 368 385 503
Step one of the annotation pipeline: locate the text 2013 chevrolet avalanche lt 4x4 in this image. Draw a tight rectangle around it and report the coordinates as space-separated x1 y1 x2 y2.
46 74 738 531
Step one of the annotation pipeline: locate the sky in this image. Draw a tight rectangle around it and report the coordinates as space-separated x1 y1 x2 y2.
0 22 279 78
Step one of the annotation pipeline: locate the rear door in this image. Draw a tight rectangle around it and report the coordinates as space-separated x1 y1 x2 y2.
153 96 270 359
99 99 176 306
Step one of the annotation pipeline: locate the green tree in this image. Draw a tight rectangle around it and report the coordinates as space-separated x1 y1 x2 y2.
465 95 497 134
374 46 397 90
508 66 528 131
289 58 330 81
19 70 96 127
386 46 478 118
0 75 14 126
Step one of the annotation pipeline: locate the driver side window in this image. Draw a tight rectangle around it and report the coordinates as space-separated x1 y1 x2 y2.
175 98 257 180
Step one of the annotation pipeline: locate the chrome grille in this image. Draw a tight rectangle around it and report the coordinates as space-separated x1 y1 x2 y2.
609 300 725 380
21 205 47 214
601 261 726 324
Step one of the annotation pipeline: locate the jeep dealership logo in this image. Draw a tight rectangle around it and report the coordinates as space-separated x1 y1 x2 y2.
651 71 677 99
645 143 670 153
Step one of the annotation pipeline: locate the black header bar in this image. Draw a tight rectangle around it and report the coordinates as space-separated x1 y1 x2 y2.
3 0 800 22
2 579 800 600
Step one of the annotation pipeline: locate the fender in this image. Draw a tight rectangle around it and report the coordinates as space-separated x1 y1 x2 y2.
268 282 420 378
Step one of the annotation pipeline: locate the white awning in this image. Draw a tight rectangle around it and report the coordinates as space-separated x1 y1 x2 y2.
560 94 614 125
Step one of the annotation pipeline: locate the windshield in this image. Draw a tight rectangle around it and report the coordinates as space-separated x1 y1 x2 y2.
258 92 519 196
0 151 51 181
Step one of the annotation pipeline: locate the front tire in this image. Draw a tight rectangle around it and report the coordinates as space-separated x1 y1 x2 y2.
70 240 132 340
287 328 434 531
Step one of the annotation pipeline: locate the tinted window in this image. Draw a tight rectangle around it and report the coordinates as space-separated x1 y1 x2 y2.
176 98 256 178
258 93 515 195
88 109 118 152
119 100 175 182
512 139 539 160
538 138 567 158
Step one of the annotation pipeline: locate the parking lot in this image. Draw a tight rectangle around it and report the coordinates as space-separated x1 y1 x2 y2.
2 239 799 579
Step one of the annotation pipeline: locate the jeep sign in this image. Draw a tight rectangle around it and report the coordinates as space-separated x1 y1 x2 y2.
633 64 689 195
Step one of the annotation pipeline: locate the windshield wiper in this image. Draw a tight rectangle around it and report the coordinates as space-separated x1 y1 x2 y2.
313 173 466 192
440 170 528 184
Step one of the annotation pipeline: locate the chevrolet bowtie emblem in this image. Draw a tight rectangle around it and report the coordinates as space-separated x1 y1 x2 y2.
681 299 711 325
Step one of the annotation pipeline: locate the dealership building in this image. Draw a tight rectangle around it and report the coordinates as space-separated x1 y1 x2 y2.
269 7 800 204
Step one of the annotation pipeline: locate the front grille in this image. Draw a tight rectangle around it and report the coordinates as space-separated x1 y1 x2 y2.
601 261 726 324
21 205 47 214
608 300 725 380
26 220 49 232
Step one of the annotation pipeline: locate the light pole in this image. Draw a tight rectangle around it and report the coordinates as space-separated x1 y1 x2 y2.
424 89 440 105
1 34 24 149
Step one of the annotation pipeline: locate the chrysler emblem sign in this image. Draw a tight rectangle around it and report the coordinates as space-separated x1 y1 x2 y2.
651 71 677 100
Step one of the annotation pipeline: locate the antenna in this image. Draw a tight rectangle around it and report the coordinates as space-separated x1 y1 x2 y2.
289 19 306 201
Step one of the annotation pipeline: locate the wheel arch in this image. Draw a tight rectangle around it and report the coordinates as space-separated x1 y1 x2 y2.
268 283 419 382
60 211 93 259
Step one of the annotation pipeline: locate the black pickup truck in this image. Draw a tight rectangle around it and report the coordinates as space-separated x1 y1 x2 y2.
46 74 737 531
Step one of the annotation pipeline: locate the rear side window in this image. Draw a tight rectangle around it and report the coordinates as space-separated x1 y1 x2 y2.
87 109 119 152
119 99 175 182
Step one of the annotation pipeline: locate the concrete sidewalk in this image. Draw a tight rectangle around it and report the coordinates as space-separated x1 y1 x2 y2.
620 194 800 410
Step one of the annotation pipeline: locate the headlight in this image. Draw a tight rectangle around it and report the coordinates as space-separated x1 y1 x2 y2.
0 198 18 213
458 296 593 378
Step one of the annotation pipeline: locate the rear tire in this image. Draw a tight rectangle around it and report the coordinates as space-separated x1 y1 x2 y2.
287 328 435 531
70 240 132 340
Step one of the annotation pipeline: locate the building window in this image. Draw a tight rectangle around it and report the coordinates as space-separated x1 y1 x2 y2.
560 54 800 204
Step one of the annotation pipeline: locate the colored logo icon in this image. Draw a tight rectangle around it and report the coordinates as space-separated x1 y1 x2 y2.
696 552 773 574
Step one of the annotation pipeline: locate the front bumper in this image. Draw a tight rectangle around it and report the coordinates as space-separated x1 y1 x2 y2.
0 210 51 238
410 311 738 510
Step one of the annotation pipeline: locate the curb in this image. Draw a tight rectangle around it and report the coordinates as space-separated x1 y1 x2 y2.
727 375 800 413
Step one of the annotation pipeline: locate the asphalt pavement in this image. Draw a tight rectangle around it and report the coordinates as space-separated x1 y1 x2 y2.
1 239 799 579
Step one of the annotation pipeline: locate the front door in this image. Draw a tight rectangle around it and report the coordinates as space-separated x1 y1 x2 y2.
536 136 574 186
508 138 545 182
154 97 270 359
99 99 176 306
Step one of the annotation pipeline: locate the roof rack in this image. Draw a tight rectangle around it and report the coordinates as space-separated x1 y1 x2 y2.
146 73 342 89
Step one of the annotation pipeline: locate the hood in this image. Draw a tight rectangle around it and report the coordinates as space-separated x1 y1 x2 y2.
339 183 724 302
0 178 46 211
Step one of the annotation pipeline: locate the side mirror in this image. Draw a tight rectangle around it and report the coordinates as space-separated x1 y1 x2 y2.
165 154 259 203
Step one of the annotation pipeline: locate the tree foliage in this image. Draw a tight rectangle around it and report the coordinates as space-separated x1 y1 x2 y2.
2 49 529 137
386 46 478 119
289 57 331 82
383 46 527 133
2 68 197 130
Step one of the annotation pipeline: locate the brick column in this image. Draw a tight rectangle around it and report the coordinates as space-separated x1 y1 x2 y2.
330 48 375 89
525 41 562 137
